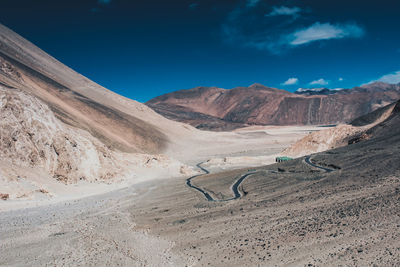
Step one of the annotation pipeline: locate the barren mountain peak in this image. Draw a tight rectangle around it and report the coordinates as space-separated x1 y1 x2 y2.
249 83 268 88
147 82 400 130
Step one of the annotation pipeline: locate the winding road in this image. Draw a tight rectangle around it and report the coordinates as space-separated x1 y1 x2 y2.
186 163 260 202
187 155 336 202
304 156 334 173
186 163 215 201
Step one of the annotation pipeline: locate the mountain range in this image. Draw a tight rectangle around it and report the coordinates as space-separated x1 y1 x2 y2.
146 82 400 131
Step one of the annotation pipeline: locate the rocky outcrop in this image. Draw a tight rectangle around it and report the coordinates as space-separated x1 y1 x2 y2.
282 100 399 158
0 23 171 154
146 83 400 130
0 85 197 201
282 125 365 158
0 24 198 199
0 86 122 183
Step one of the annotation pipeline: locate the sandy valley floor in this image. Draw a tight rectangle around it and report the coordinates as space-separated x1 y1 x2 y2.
0 125 322 266
1 124 399 266
0 125 319 212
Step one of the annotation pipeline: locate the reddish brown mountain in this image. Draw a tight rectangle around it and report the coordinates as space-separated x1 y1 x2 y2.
146 83 400 130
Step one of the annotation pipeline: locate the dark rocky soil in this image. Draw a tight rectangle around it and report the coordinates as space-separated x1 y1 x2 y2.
130 101 400 266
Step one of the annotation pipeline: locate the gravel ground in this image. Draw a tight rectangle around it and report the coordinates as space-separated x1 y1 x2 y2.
1 109 400 266
0 181 185 266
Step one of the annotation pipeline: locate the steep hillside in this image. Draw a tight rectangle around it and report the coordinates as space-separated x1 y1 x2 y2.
351 100 397 126
282 99 399 157
0 86 122 183
0 84 196 199
365 99 400 138
0 24 172 154
281 124 364 157
146 83 400 130
0 24 200 199
149 102 247 131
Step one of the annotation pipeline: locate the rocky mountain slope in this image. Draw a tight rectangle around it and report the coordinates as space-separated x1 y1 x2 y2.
146 83 400 130
0 86 122 183
363 99 400 139
282 99 399 157
0 24 170 153
0 23 198 199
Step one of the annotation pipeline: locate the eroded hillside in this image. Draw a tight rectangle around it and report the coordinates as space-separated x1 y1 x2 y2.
146 83 400 130
0 23 199 200
282 100 399 157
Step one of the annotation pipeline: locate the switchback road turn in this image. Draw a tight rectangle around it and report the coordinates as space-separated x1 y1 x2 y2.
186 163 259 202
187 155 336 202
304 156 335 172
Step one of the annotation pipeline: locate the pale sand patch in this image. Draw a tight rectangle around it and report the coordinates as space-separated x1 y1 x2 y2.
167 125 327 167
0 181 187 266
0 153 199 212
0 125 321 212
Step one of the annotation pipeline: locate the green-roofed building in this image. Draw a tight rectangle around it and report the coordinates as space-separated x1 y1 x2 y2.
275 156 293 163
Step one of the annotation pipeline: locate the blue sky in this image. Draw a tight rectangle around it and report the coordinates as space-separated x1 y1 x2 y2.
2 0 400 102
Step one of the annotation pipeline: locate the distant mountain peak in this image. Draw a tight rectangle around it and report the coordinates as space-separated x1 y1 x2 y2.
248 83 282 92
249 83 267 88
295 87 344 95
359 81 400 92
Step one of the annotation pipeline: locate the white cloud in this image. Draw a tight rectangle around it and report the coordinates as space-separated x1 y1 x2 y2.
374 70 400 84
221 1 365 54
282 77 299 85
246 0 260 8
267 6 301 17
309 78 329 86
290 22 364 46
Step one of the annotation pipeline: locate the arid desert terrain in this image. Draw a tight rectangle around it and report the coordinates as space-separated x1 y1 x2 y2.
0 22 400 267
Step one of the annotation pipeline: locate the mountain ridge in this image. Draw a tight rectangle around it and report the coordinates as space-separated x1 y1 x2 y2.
0 23 199 192
147 83 400 130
